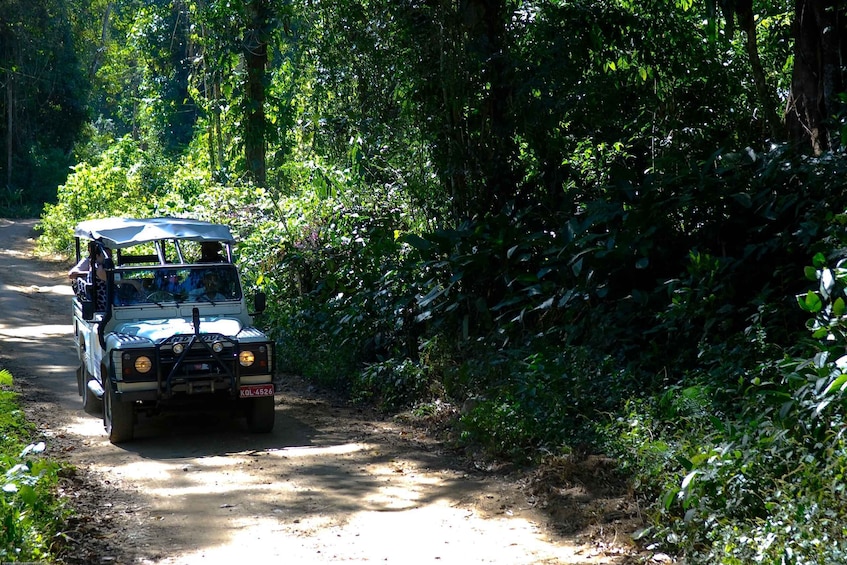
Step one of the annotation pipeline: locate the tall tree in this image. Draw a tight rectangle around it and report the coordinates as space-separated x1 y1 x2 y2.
243 0 271 185
186 0 291 186
0 0 88 198
785 0 847 153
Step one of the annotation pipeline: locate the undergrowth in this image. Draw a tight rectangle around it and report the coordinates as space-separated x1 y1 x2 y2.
0 369 67 562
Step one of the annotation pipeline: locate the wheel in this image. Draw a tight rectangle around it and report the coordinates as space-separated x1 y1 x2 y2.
81 367 103 416
104 381 134 443
246 396 275 433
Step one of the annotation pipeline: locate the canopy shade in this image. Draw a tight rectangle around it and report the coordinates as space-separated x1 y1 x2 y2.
74 217 236 249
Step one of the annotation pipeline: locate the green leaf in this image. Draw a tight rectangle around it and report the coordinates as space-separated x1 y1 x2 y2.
534 297 554 311
816 398 833 415
662 488 679 511
778 400 794 420
797 291 823 313
536 267 554 279
804 266 818 281
415 310 432 323
571 258 583 277
681 469 698 491
401 234 432 251
834 297 846 316
675 454 693 472
812 252 827 269
825 374 847 395
631 527 652 541
417 286 445 309
18 484 37 507
812 327 829 339
492 296 522 311
730 193 752 208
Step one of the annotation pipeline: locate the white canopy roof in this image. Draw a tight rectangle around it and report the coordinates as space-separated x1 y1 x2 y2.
74 217 236 249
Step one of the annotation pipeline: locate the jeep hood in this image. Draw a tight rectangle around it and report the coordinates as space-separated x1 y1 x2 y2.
115 317 243 342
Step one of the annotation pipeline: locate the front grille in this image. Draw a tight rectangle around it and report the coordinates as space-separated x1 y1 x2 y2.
157 334 238 395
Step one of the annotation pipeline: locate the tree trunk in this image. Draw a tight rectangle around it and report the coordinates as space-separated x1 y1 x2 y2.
737 2 781 140
786 0 846 154
243 0 268 186
438 0 517 220
89 2 113 81
5 70 12 190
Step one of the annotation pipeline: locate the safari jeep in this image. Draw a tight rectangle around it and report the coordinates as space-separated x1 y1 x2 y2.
71 217 278 443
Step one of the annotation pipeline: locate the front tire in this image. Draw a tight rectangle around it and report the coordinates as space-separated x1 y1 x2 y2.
104 381 134 443
246 396 275 433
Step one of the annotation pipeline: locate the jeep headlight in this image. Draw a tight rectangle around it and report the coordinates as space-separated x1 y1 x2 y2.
239 350 255 367
134 355 153 373
212 341 224 353
172 343 184 355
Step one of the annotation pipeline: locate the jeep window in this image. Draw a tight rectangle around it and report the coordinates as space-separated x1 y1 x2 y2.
113 265 242 305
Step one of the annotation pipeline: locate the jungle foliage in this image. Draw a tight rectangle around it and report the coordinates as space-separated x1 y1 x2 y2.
14 0 847 561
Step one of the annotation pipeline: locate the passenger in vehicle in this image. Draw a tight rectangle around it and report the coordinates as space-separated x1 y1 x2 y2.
198 242 226 262
113 273 146 305
69 242 110 310
68 241 97 280
190 271 227 302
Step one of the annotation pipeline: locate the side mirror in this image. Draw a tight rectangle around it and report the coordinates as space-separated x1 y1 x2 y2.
254 291 267 314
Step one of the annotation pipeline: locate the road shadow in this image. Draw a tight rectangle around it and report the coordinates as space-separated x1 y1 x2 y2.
115 401 320 457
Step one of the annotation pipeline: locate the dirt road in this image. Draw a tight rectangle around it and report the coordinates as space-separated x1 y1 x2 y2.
0 219 627 564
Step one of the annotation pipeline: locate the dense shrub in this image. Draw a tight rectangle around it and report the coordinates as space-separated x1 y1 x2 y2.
352 359 429 412
606 225 847 563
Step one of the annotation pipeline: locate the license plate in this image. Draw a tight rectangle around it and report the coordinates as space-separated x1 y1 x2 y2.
240 384 274 398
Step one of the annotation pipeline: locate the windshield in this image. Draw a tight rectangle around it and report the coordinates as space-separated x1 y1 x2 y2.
113 265 242 305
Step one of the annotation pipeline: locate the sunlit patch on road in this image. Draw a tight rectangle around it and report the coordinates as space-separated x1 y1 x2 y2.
0 248 28 258
63 415 109 439
0 324 73 337
2 283 74 296
269 442 372 457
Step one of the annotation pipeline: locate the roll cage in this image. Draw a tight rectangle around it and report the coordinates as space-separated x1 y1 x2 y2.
73 216 236 266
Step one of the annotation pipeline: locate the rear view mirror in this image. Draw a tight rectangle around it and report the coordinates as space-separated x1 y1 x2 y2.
254 291 267 314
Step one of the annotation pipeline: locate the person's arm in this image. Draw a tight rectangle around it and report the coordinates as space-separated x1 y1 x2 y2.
68 258 90 279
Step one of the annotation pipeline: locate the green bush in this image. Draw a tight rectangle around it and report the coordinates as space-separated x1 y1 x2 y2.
621 243 847 564
37 136 155 254
0 442 66 561
352 358 429 411
234 187 421 392
269 298 360 388
455 345 628 461
0 370 66 562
